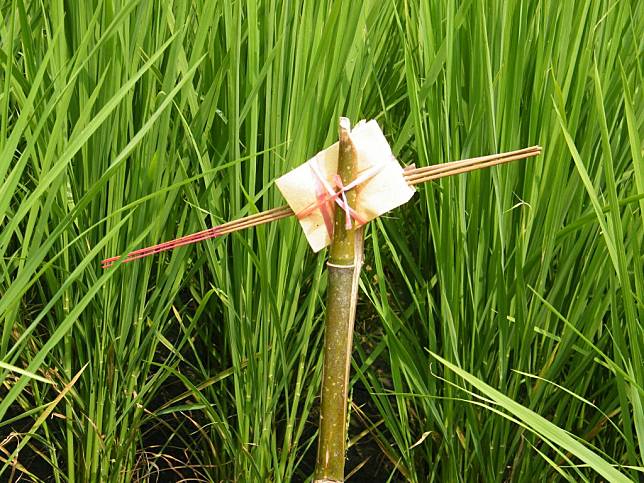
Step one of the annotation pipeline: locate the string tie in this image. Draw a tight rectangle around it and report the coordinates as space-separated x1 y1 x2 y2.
295 161 382 237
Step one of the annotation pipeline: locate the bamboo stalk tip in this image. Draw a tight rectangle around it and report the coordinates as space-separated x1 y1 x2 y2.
339 117 351 131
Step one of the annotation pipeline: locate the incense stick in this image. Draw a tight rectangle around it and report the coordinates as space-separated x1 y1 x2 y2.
101 146 541 267
101 207 293 267
404 146 541 185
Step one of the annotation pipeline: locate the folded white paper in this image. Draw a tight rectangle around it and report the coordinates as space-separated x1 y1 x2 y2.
276 120 415 252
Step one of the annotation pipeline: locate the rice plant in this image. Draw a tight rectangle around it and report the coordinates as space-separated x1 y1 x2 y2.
1 0 642 481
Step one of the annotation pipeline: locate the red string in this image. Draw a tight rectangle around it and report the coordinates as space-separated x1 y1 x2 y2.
311 164 336 239
334 174 353 230
295 161 377 237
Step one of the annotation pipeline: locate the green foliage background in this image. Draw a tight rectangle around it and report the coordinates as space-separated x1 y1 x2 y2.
1 0 642 481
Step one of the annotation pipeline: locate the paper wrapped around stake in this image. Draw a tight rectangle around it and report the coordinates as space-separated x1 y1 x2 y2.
276 120 416 252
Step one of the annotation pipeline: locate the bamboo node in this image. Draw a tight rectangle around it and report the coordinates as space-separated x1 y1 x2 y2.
326 262 356 269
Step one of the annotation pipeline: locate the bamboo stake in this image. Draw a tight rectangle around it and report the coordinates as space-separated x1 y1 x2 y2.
314 118 363 482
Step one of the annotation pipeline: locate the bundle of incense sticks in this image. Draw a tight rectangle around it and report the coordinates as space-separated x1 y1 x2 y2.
101 145 541 268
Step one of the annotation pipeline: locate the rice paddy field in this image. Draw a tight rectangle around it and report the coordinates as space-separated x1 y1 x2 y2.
1 0 643 481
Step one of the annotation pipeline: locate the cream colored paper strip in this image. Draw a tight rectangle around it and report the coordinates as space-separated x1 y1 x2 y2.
276 120 415 252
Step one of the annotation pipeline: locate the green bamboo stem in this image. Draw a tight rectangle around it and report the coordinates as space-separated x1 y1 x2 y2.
314 118 364 482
